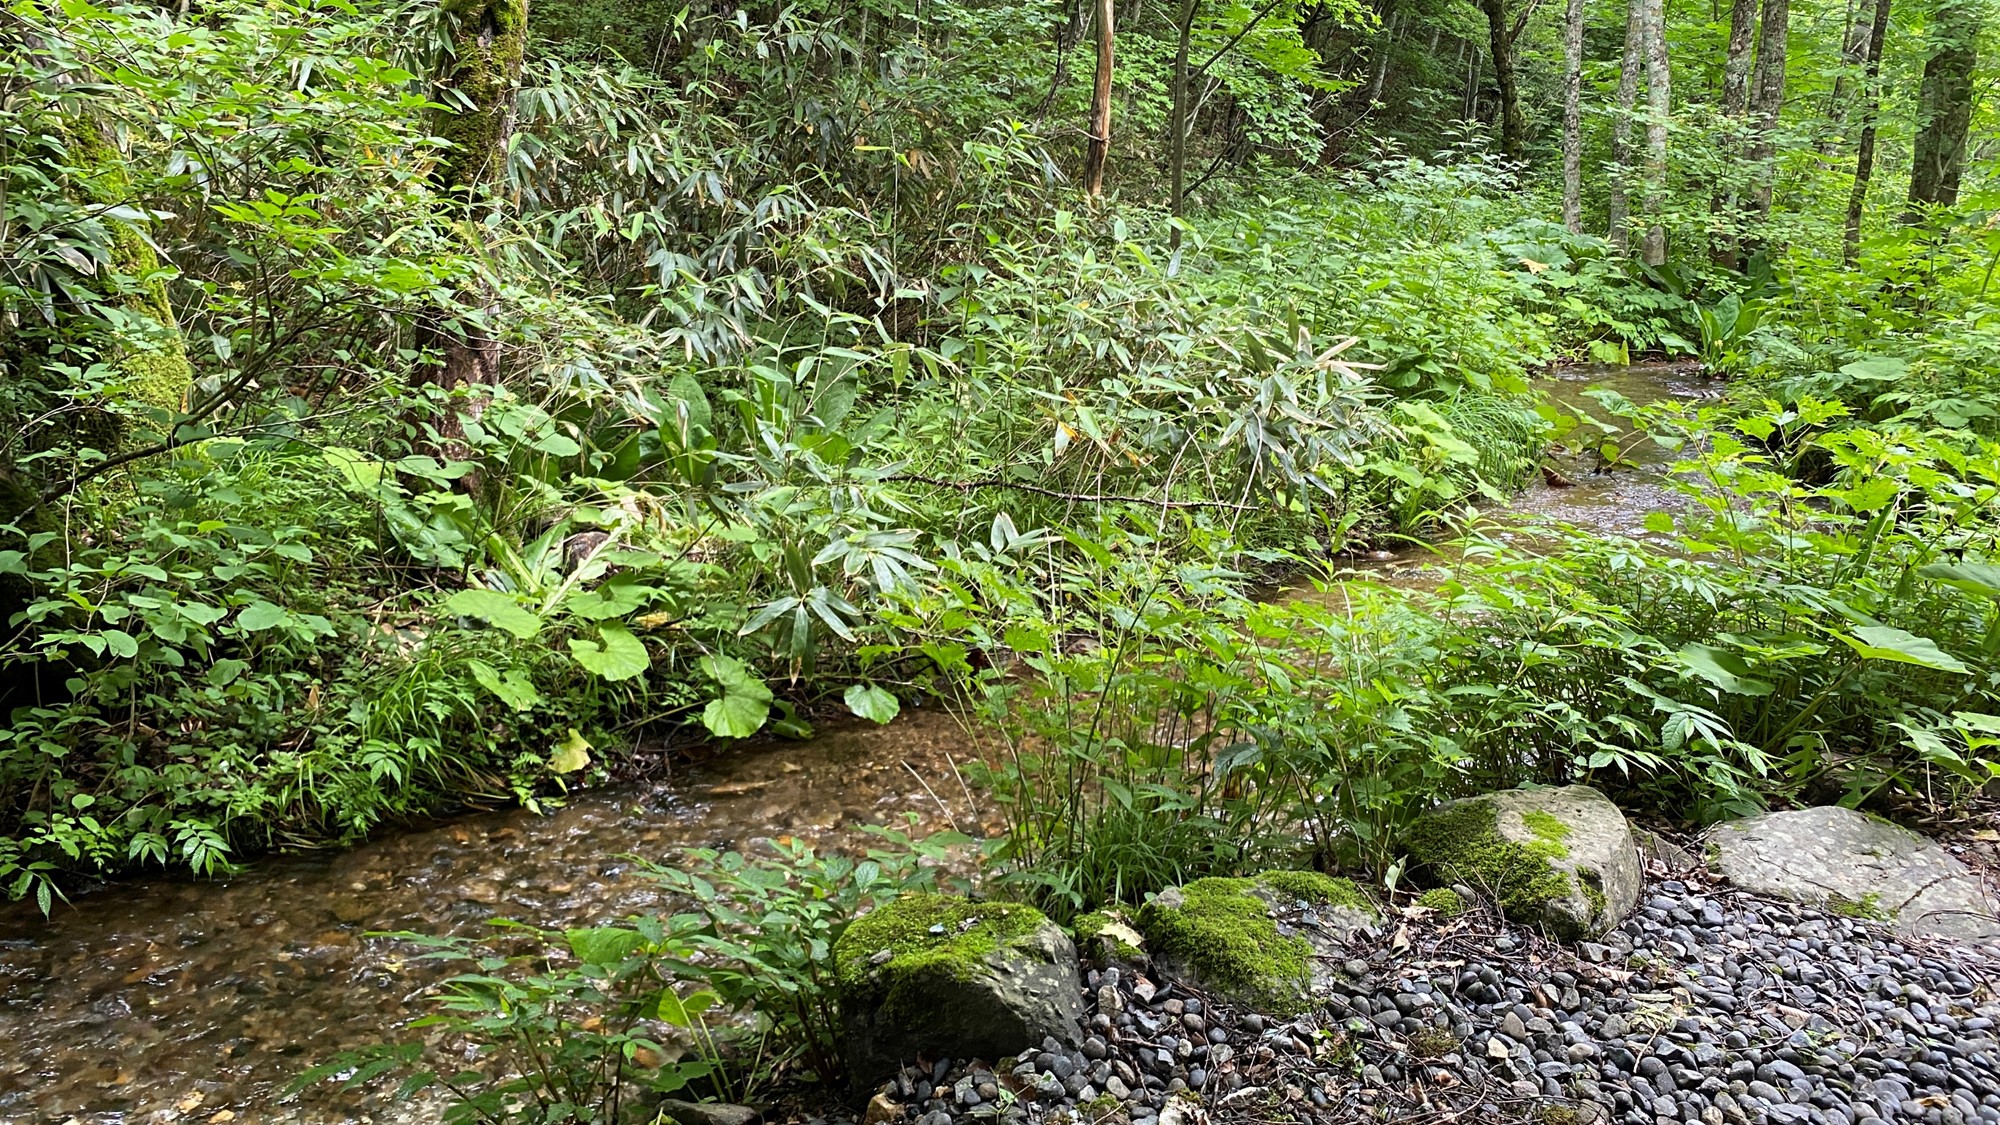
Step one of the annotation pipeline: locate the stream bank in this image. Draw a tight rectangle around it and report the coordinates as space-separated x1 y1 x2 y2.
0 364 1712 1124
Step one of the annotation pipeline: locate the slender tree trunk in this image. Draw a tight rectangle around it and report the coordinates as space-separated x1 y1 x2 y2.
1843 0 1893 262
1167 0 1197 247
1640 0 1670 264
1907 0 1979 212
1608 0 1645 252
1369 6 1400 105
1464 42 1482 121
1561 0 1584 230
1082 0 1114 196
1744 0 1788 223
1481 0 1526 161
1709 0 1758 262
1820 0 1874 153
417 0 528 460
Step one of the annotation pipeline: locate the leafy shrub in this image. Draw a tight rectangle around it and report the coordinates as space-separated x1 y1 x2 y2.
299 824 972 1119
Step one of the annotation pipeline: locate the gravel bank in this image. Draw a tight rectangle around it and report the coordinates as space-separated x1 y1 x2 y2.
859 880 2000 1125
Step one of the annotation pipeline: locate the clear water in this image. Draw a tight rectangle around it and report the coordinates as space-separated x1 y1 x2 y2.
0 365 1710 1124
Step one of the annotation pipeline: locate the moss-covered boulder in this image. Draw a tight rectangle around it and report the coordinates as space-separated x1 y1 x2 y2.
1136 870 1380 1016
833 894 1081 1080
1072 908 1147 968
1401 785 1640 940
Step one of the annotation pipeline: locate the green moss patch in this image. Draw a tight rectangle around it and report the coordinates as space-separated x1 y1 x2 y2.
1416 887 1468 917
833 894 1049 1024
1137 871 1373 1016
1830 892 1891 921
1402 799 1583 935
1073 909 1144 963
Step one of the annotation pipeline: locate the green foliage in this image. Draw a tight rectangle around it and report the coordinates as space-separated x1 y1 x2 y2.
298 825 970 1119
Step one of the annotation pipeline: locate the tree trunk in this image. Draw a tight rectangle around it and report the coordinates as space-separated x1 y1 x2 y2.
1744 0 1788 222
1608 0 1645 252
1719 0 1758 116
417 0 528 460
1907 0 1979 212
1082 0 1114 196
1640 0 1670 265
1560 0 1584 230
1481 0 1526 161
1820 0 1874 153
1464 42 1482 122
1843 0 1893 262
1167 0 1197 247
1368 5 1400 105
1708 0 1758 264
55 116 195 446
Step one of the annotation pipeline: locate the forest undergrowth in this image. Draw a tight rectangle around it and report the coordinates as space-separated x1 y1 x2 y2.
3 0 1997 984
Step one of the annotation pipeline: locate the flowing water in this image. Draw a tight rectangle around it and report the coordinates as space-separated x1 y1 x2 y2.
1335 362 1716 588
0 364 1714 1125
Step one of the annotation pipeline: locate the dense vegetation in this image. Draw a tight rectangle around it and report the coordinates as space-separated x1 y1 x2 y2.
3 0 1997 1018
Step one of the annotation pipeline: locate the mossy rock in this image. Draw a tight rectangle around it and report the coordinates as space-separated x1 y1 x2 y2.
1415 887 1469 917
1136 870 1379 1016
1401 786 1640 941
833 894 1080 1081
1073 908 1147 968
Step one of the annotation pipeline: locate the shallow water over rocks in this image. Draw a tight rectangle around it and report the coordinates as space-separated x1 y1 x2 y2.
0 364 1715 1124
0 708 997 1123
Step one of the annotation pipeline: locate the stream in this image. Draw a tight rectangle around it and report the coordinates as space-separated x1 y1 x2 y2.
0 363 1712 1125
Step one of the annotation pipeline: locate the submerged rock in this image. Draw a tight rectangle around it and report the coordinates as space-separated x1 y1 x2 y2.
1136 870 1379 1015
1401 785 1640 939
1708 805 2000 942
833 893 1080 1080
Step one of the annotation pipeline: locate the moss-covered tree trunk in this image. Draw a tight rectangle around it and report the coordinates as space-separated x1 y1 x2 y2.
1744 0 1789 224
415 0 527 458
61 117 195 450
1906 0 1978 212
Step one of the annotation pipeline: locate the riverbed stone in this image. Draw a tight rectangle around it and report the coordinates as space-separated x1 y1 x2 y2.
833 893 1081 1080
1707 806 2000 942
1137 870 1379 1015
1401 785 1640 940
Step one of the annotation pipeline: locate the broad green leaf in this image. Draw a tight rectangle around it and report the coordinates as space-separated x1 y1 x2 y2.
698 653 758 690
568 623 649 680
1918 562 2000 600
702 691 771 738
102 629 139 658
446 589 543 640
468 659 543 712
550 728 592 773
236 601 290 631
1837 626 1969 674
667 372 712 436
566 926 645 966
844 683 901 724
323 447 386 493
208 659 249 686
653 988 719 1027
1673 643 1773 696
